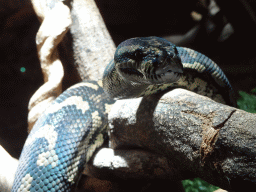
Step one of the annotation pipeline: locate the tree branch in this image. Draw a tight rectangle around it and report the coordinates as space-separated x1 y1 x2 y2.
28 1 71 131
3 89 248 192
84 88 256 192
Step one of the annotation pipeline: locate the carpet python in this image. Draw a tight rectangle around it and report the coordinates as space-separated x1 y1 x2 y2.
12 36 236 191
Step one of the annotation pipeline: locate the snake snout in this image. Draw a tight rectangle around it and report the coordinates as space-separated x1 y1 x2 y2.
151 53 183 84
153 65 182 84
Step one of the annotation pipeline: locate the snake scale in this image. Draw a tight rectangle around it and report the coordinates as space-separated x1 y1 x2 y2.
12 36 236 191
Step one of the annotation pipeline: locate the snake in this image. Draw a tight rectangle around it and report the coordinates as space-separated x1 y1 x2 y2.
12 36 236 191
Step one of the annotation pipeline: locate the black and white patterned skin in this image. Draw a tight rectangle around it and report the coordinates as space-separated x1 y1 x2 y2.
12 36 236 191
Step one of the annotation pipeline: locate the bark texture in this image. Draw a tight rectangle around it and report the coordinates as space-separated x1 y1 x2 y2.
96 88 256 192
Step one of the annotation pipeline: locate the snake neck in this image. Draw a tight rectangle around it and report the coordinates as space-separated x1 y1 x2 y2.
103 59 148 99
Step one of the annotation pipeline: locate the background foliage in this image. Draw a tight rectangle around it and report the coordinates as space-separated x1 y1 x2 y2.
182 178 219 192
237 88 256 113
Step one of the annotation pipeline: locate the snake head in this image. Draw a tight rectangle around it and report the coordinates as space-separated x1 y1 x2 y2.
114 36 183 84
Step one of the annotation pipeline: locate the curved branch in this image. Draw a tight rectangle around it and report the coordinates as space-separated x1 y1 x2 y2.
28 1 71 131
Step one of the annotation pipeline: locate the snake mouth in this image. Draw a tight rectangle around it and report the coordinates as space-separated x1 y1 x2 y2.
151 70 182 84
119 67 182 84
119 67 144 78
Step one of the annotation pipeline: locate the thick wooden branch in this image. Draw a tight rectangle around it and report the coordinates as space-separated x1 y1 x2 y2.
86 88 256 192
70 0 116 81
4 89 247 192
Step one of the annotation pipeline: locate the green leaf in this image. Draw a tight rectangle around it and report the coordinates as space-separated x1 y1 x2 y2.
251 87 256 93
237 89 256 113
182 178 219 192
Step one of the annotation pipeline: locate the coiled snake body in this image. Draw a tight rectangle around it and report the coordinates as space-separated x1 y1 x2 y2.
12 36 236 191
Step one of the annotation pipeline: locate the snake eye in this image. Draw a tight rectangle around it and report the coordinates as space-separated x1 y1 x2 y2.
134 49 143 60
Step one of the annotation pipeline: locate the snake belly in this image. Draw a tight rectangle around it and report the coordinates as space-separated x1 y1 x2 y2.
12 36 236 192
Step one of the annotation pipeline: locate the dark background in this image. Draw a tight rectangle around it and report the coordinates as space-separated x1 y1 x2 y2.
0 0 255 159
